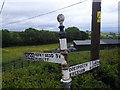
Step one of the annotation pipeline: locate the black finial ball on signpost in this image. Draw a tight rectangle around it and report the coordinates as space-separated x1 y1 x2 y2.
57 14 66 38
57 14 65 23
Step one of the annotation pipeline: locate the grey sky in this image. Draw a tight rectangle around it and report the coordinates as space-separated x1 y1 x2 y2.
0 0 119 33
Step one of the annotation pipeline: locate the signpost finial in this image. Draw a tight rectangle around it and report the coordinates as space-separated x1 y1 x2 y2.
57 14 65 26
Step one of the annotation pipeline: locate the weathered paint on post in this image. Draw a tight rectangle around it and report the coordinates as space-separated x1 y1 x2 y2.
57 14 72 90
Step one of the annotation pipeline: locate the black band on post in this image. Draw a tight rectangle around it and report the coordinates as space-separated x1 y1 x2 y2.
59 26 67 38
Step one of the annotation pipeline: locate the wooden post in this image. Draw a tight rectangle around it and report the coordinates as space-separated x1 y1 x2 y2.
91 0 101 60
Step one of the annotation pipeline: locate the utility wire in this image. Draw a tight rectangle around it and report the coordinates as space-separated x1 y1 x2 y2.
0 0 5 15
3 0 88 26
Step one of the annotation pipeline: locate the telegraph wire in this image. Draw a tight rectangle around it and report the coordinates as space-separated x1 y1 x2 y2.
3 0 88 26
0 0 5 15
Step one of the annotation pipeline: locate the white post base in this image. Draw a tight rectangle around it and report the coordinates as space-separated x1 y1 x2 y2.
61 78 72 83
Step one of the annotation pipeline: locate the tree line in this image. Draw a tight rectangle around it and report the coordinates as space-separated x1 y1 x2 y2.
2 27 89 47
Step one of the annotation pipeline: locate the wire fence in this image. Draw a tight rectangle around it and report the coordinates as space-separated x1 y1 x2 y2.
2 58 40 72
2 47 76 72
2 50 57 72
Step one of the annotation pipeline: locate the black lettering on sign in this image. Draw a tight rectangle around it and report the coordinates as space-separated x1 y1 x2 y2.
38 58 44 61
82 63 87 68
69 64 84 72
41 53 45 57
71 72 75 76
24 53 34 60
89 61 92 70
69 68 72 72
40 53 43 57
70 68 86 77
76 70 79 75
59 55 61 58
91 60 100 69
39 54 42 57
80 64 83 68
56 54 58 58
90 66 92 70
44 58 49 62
75 65 79 70
85 63 88 67
35 53 41 57
45 54 54 58
35 53 40 57
45 54 48 57
77 68 85 75
34 56 39 60
69 67 75 72
51 54 54 58
96 61 99 67
78 64 83 69
72 67 76 71
93 61 97 68
56 54 61 58
81 68 85 73
76 65 81 70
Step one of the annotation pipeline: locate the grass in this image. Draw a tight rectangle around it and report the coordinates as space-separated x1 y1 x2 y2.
2 44 120 89
68 51 90 66
2 43 59 62
0 48 1 89
0 48 2 63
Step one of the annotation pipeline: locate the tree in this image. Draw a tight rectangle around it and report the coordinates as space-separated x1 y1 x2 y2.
2 27 89 47
23 28 40 45
10 32 23 46
0 30 2 47
2 30 12 47
65 26 88 42
80 31 89 40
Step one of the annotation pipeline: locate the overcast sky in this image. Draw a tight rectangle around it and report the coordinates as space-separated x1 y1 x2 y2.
0 0 119 33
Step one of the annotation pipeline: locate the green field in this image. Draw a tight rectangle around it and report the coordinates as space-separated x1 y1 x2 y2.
2 44 59 62
2 44 120 89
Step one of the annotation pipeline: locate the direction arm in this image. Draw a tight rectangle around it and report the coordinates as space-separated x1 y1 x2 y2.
24 52 67 64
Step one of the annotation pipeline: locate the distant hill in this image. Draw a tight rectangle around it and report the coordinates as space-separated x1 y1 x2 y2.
86 31 120 39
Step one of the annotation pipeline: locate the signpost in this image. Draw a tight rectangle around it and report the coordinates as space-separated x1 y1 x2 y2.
57 14 72 90
24 1 101 89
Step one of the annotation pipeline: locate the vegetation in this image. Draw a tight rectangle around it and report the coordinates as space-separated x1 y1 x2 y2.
2 27 89 47
2 43 59 62
1 26 120 89
2 27 119 48
2 28 59 47
2 45 120 89
65 27 88 41
86 31 120 39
